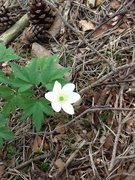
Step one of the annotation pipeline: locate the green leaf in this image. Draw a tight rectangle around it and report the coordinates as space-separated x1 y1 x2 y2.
1 77 33 91
41 66 70 90
30 55 70 90
18 84 33 92
0 127 14 148
32 105 44 132
25 59 39 84
0 43 20 62
0 64 34 91
0 138 3 149
39 99 54 116
0 86 14 99
3 98 17 117
0 115 14 149
0 127 14 140
21 99 53 131
25 55 59 85
10 63 30 82
0 71 11 84
10 62 40 89
2 91 33 117
31 55 58 69
0 113 7 126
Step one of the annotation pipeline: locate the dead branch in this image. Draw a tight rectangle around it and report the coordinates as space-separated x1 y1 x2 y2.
0 14 29 44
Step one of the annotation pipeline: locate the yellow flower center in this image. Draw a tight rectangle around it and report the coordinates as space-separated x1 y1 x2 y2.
57 92 68 103
59 95 65 102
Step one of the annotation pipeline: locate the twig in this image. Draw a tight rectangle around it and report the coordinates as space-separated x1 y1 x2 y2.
109 86 124 171
122 114 135 124
116 154 135 160
37 106 135 136
79 63 135 94
107 173 135 180
95 79 135 87
14 153 52 170
0 14 29 44
89 144 101 179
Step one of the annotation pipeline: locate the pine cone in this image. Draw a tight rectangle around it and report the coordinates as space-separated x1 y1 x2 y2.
16 24 51 51
24 24 51 43
0 4 15 33
28 0 56 30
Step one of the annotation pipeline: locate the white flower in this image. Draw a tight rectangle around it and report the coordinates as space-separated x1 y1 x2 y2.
45 81 81 115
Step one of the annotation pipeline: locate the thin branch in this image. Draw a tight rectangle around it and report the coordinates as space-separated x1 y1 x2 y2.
116 154 135 160
0 14 29 44
79 64 135 94
109 86 124 171
95 79 135 87
89 144 101 179
14 153 52 170
37 106 135 136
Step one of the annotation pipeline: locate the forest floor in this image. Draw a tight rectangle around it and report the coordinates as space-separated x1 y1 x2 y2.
0 0 135 179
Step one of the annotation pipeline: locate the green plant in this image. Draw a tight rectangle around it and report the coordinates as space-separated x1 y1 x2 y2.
40 161 49 172
0 43 20 62
0 114 14 148
0 43 70 135
6 144 19 159
100 111 112 124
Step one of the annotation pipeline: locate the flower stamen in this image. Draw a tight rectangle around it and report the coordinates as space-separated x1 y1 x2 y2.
59 96 65 102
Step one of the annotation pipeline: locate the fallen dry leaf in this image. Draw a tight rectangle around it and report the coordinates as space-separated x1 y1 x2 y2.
54 159 65 170
79 20 95 32
103 134 114 150
48 14 62 37
114 28 125 34
125 119 134 132
43 139 50 151
92 24 113 38
110 0 121 10
54 121 66 135
96 0 103 6
31 135 42 153
31 43 51 57
53 159 67 180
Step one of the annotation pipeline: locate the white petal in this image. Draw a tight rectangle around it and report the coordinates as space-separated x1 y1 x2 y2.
53 81 62 94
62 103 74 115
62 83 75 93
51 102 61 112
68 92 81 103
45 92 54 102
